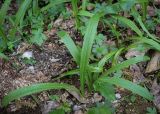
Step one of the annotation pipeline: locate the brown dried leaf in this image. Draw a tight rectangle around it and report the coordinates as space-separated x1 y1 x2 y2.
125 49 145 59
145 52 160 73
67 90 89 103
41 101 60 114
156 24 160 37
147 6 155 17
154 0 160 5
130 64 145 83
74 110 84 114
151 79 160 112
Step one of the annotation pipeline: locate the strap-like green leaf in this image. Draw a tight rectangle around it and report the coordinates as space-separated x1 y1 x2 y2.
102 56 150 76
58 31 80 64
78 10 93 17
113 16 143 37
94 81 115 101
2 83 79 107
98 51 117 68
98 77 153 101
133 37 160 51
0 52 9 60
41 0 71 12
136 16 160 43
80 13 101 94
0 0 12 24
15 0 32 26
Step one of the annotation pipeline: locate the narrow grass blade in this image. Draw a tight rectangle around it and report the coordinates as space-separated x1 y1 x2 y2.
0 52 9 60
71 0 80 29
78 10 93 17
98 51 117 68
0 0 12 24
141 2 148 21
113 16 143 37
15 0 32 26
0 26 7 48
82 0 88 10
32 0 39 15
137 16 160 43
8 0 32 39
80 13 101 94
102 56 150 76
112 48 124 66
2 83 79 107
134 37 160 51
58 31 80 64
98 76 153 101
41 0 71 12
53 69 80 81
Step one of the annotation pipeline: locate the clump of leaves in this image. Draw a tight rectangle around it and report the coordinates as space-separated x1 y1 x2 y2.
22 57 36 65
92 34 108 58
146 107 157 114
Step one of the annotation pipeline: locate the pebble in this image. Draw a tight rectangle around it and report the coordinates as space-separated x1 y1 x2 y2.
22 51 33 59
115 93 121 99
73 105 82 111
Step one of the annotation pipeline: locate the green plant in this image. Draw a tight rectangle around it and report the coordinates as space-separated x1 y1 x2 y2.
1 1 158 113
146 107 157 114
0 0 32 52
92 34 108 58
2 83 80 107
22 58 36 65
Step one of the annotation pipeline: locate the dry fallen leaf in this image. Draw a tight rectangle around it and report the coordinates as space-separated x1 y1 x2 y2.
92 93 102 103
154 0 160 5
41 101 60 114
67 90 89 104
130 64 145 83
156 24 160 37
74 110 84 114
151 79 160 112
147 6 155 17
125 49 145 59
145 52 160 73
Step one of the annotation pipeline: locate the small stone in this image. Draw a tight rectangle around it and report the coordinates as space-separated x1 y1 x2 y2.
22 51 33 59
27 66 35 74
93 93 102 102
73 105 82 111
41 101 60 114
49 57 60 62
115 93 121 99
74 110 83 114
